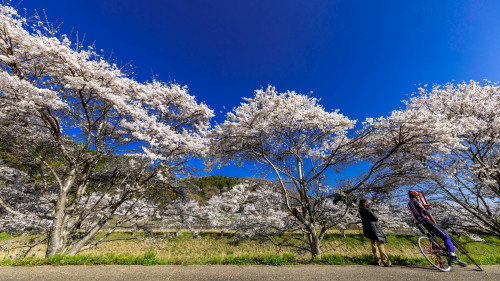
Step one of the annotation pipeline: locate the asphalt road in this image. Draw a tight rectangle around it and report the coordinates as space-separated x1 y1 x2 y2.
0 265 498 281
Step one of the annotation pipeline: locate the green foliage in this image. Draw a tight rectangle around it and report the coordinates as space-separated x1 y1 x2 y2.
262 254 286 266
0 232 12 241
135 250 161 265
2 252 499 266
191 175 239 189
389 255 427 265
188 176 239 192
182 175 241 203
282 252 298 264
0 142 20 165
321 254 345 265
206 254 287 266
1 252 164 266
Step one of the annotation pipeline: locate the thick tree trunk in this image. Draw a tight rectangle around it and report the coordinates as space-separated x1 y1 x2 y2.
46 171 76 257
46 191 68 257
305 223 322 259
310 232 322 259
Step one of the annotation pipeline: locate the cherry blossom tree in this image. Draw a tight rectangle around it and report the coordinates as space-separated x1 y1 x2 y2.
209 86 426 258
0 3 213 257
367 200 412 231
401 81 500 236
200 181 290 242
159 198 202 238
224 181 290 242
202 183 249 237
0 163 53 235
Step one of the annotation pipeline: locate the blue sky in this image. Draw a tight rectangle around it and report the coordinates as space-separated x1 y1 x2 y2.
15 0 500 177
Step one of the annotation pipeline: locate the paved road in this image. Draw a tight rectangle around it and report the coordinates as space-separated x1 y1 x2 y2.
0 265 498 281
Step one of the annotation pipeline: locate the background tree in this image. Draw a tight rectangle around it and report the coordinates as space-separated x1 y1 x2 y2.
160 198 202 238
209 86 427 258
0 4 213 257
199 181 289 241
202 183 249 237
400 81 500 236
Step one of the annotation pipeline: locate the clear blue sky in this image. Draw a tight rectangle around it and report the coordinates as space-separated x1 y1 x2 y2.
15 0 500 177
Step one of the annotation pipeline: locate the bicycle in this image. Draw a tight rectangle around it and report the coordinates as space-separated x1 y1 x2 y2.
415 223 483 272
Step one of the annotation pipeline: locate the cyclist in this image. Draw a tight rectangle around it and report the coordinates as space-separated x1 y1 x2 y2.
407 190 467 267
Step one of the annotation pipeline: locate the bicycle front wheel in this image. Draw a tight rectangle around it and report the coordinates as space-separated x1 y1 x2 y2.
418 236 452 272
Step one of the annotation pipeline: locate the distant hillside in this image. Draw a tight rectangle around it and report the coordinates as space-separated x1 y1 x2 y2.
184 175 239 204
185 175 273 204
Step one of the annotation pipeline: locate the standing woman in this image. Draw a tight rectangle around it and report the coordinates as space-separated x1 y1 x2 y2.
359 199 392 267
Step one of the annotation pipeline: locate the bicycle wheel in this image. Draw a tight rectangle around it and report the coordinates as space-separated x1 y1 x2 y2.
418 236 452 272
450 237 484 271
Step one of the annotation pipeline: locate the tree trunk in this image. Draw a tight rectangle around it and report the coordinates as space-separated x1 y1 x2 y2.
46 191 68 257
310 233 322 259
66 219 107 256
306 224 322 259
46 171 76 257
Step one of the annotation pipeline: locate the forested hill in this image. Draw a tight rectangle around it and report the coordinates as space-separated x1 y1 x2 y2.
185 175 271 204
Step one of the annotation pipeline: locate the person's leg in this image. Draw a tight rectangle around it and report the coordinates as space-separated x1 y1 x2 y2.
423 219 467 266
423 220 454 253
377 241 391 266
370 239 381 265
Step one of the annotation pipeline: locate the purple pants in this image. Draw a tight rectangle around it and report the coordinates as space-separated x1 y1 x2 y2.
423 218 454 254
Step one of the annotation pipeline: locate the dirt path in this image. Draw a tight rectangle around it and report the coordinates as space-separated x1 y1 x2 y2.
0 264 498 281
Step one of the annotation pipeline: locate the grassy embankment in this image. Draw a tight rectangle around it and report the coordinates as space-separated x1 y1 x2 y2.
1 230 499 266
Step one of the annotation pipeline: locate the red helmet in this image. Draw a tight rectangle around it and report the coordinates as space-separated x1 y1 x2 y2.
408 190 420 197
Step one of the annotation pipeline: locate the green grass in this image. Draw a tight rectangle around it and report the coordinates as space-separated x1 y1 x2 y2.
0 252 436 266
0 232 12 241
1 250 163 266
1 250 498 267
1 231 499 266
